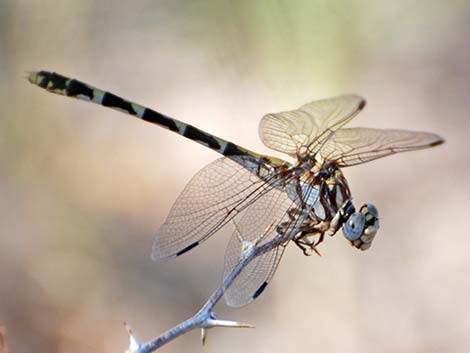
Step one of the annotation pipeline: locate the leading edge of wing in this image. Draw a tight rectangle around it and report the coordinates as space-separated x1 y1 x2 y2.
320 127 445 167
259 95 366 157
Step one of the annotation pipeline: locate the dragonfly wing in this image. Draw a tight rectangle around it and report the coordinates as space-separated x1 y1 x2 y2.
224 240 287 308
152 156 276 260
259 95 366 156
319 127 444 167
223 185 298 308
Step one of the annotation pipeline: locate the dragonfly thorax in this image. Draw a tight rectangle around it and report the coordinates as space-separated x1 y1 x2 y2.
287 159 352 217
286 159 366 256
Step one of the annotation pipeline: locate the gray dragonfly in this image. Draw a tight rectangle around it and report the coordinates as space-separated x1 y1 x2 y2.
28 71 444 308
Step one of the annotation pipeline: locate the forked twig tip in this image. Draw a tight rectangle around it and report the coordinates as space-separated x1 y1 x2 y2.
124 322 141 353
0 327 9 353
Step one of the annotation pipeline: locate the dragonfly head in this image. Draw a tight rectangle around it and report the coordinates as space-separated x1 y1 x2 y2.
342 203 380 251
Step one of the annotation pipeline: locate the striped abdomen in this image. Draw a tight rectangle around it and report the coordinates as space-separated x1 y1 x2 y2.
28 71 265 161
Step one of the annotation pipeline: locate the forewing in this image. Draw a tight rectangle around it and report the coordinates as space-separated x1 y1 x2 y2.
152 157 276 260
320 127 444 167
259 95 366 156
223 185 297 308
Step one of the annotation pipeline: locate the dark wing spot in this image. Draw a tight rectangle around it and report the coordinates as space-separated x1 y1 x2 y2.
176 241 199 257
430 139 445 147
253 281 268 299
358 99 366 110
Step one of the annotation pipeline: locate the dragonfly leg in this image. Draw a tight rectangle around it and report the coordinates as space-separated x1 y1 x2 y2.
313 232 325 247
325 210 343 237
293 239 313 256
294 232 323 256
287 207 303 219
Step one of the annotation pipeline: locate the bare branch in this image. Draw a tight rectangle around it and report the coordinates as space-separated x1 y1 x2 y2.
0 327 9 353
126 225 284 353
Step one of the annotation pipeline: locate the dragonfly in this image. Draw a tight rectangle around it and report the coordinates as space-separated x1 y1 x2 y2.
28 71 444 308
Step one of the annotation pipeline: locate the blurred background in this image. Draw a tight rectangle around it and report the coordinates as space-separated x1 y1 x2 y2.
0 1 468 352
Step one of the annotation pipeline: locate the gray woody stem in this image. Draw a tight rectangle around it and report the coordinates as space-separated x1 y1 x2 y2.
0 327 9 353
126 227 285 353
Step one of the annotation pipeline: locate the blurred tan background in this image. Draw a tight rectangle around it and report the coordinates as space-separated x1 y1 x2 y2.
0 1 469 352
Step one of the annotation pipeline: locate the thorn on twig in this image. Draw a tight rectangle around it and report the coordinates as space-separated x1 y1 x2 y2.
200 328 207 346
200 314 254 346
124 322 141 353
205 315 255 329
0 327 9 353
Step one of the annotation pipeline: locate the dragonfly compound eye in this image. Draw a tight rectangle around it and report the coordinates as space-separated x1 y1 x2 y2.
343 212 366 241
362 203 379 220
345 203 380 251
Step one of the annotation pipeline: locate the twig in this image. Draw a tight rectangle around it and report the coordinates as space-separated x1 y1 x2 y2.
0 327 9 353
126 227 286 353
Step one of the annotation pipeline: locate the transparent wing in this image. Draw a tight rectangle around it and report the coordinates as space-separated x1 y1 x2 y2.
152 156 277 260
319 128 445 167
223 181 309 308
259 95 366 157
224 175 319 307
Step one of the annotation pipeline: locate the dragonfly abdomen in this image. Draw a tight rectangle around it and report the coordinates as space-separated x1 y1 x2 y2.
27 71 264 161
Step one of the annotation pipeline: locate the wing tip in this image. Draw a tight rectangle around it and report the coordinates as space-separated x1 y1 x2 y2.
430 136 445 147
335 94 366 110
419 132 445 148
345 94 367 110
150 249 170 262
151 240 200 261
225 295 254 308
358 98 367 110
